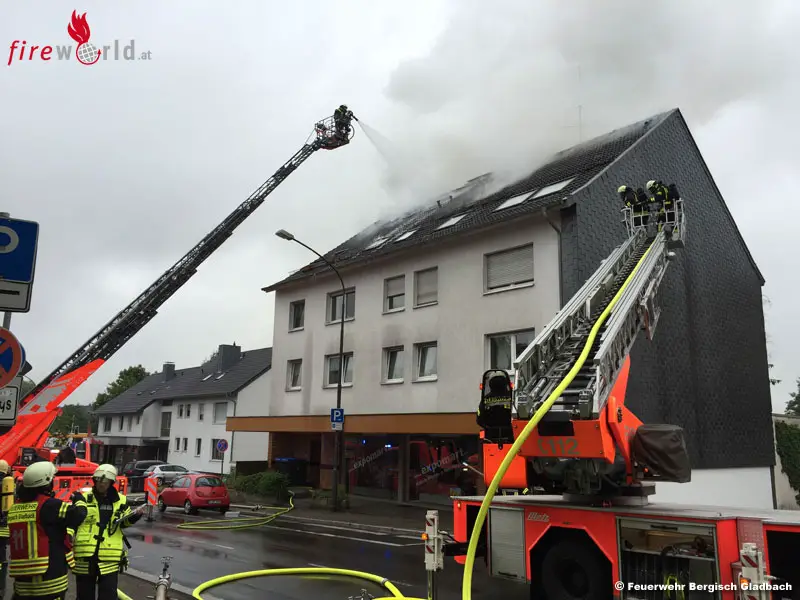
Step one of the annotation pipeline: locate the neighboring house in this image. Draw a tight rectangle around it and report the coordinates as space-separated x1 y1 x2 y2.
94 344 272 475
228 108 774 508
772 413 800 510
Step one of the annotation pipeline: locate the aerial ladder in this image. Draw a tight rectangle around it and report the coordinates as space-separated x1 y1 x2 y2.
478 188 688 501
0 107 358 478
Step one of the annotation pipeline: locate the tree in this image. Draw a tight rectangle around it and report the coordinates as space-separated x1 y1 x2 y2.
786 378 800 417
92 365 150 411
50 404 91 438
769 363 781 387
21 378 36 399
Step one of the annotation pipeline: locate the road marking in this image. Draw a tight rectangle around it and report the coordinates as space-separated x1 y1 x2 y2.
294 521 388 536
261 524 405 547
214 543 235 550
177 535 236 552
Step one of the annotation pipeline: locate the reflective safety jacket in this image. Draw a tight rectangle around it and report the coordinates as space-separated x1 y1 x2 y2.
73 487 140 576
651 183 675 209
0 475 11 542
7 493 87 597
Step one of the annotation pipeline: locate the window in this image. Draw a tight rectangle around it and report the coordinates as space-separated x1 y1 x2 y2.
531 177 574 199
126 416 132 432
195 438 202 456
327 289 355 323
414 342 438 381
118 417 123 431
289 300 305 331
182 438 188 452
211 438 224 461
382 347 404 383
414 267 438 306
436 214 465 230
186 404 191 418
174 437 180 451
395 230 416 242
384 275 405 312
487 329 537 371
198 403 204 421
286 359 302 391
178 404 184 418
366 236 389 250
136 414 141 425
213 402 227 424
485 244 534 291
103 417 111 432
196 476 223 487
161 399 173 406
160 412 171 437
325 353 354 387
494 191 534 211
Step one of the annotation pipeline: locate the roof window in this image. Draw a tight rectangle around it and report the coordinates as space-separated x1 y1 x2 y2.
202 374 213 381
494 192 534 212
436 214 466 230
394 230 417 242
366 237 389 250
215 373 225 380
531 178 575 199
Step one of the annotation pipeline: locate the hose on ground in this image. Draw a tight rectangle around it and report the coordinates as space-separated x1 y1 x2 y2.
176 491 296 531
184 241 655 600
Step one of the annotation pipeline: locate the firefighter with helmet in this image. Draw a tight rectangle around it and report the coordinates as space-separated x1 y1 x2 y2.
73 464 143 600
333 104 354 141
618 185 650 227
6 461 87 600
646 179 680 233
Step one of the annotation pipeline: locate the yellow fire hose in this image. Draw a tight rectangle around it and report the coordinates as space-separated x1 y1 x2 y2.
176 242 655 600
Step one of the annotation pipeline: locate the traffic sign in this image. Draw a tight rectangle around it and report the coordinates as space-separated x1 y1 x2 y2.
0 280 33 313
0 375 20 426
216 439 229 453
0 327 24 388
0 217 39 283
330 408 344 431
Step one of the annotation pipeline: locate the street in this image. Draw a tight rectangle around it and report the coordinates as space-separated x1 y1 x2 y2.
125 508 528 600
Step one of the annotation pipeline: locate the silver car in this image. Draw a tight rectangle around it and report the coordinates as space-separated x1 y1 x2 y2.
142 464 189 486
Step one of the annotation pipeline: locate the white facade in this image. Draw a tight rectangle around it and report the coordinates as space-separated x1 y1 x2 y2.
97 402 164 443
773 414 800 510
268 216 561 417
232 370 272 464
652 467 774 510
165 397 235 474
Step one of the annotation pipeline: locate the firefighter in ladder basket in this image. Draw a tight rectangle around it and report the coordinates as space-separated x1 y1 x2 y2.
618 185 650 227
6 462 87 600
333 104 355 141
477 370 515 447
72 464 144 600
646 179 681 234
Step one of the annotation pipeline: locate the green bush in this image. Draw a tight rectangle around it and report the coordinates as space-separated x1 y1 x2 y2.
775 420 800 504
231 471 289 502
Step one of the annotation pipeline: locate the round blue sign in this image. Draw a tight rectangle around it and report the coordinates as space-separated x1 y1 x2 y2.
216 439 228 452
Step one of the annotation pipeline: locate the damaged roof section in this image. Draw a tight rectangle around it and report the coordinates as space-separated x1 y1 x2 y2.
263 110 674 293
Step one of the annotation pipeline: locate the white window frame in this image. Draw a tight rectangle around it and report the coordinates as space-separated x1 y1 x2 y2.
103 417 111 432
178 404 184 418
186 404 191 418
485 328 537 373
289 299 305 331
286 359 302 391
326 288 356 324
195 438 202 457
484 244 534 293
182 437 188 452
174 437 180 451
118 416 123 431
324 353 354 388
414 342 438 382
437 214 465 230
382 346 405 384
383 275 405 313
394 230 416 242
126 416 132 432
531 177 574 199
211 438 224 462
198 403 204 421
494 191 534 212
213 402 227 424
413 267 438 307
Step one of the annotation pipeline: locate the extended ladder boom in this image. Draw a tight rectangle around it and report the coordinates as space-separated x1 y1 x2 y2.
4 110 356 444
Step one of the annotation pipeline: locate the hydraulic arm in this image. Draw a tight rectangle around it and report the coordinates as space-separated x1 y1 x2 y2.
479 192 688 499
0 108 357 456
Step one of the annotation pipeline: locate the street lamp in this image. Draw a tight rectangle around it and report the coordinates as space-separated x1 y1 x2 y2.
276 229 347 512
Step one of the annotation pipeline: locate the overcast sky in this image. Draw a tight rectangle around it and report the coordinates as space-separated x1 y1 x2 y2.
2 1 797 413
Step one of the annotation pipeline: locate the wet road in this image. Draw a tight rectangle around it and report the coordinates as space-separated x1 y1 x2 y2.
125 509 528 600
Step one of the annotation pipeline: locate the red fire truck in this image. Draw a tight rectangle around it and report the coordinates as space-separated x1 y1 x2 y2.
448 200 800 599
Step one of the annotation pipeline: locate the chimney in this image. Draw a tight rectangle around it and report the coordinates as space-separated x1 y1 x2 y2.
163 362 176 381
216 344 242 372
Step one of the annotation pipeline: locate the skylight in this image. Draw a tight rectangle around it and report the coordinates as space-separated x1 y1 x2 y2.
531 178 575 199
494 192 534 212
215 373 226 380
394 230 417 242
366 237 389 250
202 374 213 381
436 214 466 230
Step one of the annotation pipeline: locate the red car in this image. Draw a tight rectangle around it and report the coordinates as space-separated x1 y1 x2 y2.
157 473 230 515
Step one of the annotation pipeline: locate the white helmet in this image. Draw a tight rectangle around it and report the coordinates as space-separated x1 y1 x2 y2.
646 180 658 191
22 462 57 488
93 464 118 482
0 459 10 474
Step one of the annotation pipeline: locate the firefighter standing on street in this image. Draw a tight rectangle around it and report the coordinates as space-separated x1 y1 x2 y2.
6 461 87 600
0 460 13 598
72 464 143 600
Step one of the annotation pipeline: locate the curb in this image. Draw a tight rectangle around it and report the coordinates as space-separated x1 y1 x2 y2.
229 506 422 535
125 567 224 600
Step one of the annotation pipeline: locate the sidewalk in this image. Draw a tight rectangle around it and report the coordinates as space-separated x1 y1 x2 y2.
1 571 196 600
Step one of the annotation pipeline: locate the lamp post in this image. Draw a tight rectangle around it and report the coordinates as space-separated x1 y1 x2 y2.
276 229 346 512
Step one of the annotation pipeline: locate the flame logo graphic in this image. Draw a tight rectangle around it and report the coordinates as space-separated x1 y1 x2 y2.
67 11 101 65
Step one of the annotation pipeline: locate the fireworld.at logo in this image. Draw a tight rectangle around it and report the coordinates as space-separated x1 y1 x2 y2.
7 10 152 66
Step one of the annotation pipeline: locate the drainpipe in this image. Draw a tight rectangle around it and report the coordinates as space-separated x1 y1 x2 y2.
229 393 236 478
541 207 564 307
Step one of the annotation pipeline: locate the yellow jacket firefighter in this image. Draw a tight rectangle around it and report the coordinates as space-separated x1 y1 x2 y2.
72 464 142 576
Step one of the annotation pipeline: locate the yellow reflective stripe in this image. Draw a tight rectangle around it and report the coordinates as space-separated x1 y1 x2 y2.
66 527 75 537
0 526 9 537
97 561 122 575
28 520 37 558
13 574 69 595
58 503 68 518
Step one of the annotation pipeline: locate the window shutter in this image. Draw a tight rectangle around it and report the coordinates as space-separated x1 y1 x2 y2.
486 245 534 289
416 269 438 304
386 277 404 297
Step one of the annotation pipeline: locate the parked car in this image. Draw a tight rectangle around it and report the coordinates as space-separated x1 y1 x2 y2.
122 460 167 492
157 473 230 515
142 464 189 486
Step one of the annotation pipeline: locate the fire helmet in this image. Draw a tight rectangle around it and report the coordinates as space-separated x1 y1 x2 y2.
22 462 57 488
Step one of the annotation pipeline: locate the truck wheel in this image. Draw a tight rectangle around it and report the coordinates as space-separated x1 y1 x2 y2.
540 537 609 600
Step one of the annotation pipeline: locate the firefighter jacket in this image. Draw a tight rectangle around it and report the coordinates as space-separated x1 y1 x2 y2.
7 493 87 597
651 183 674 209
73 486 140 575
0 473 12 541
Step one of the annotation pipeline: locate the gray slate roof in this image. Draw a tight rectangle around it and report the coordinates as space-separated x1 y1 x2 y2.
94 347 272 415
263 110 673 293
